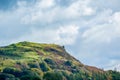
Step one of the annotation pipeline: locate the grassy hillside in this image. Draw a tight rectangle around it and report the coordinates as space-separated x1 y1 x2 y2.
0 41 120 80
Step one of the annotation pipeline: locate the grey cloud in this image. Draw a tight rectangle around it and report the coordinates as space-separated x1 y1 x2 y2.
90 0 120 12
55 0 75 7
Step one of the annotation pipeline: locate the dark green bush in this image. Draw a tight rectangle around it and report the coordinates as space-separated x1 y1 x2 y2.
40 62 51 72
3 67 22 77
65 60 72 66
0 73 16 80
20 75 41 80
43 71 64 80
44 58 55 65
20 70 42 80
108 70 120 80
28 62 40 68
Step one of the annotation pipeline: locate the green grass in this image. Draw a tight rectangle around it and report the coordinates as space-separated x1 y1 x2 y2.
0 42 92 73
0 41 119 80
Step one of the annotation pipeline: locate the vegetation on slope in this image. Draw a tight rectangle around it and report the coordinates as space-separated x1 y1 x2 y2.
0 41 119 80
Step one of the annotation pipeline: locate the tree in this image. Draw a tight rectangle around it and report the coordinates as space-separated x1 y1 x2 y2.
20 75 41 80
3 67 22 77
64 60 72 66
20 70 42 80
43 71 64 80
108 70 120 80
44 58 55 65
40 62 51 72
0 73 17 80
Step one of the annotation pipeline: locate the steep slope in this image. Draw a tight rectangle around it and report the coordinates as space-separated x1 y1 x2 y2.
0 41 83 71
0 41 119 80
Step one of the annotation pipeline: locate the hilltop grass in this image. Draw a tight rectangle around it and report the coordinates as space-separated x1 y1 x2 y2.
0 41 119 80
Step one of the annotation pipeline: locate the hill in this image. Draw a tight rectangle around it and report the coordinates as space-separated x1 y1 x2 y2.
0 41 120 80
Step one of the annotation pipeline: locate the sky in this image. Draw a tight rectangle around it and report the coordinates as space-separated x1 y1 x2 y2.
0 0 120 71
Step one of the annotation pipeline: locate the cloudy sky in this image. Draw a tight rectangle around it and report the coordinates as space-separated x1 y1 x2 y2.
0 0 120 71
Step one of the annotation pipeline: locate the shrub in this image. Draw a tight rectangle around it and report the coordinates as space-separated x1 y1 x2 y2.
65 60 72 66
31 68 43 76
3 67 22 77
28 62 40 68
40 62 51 72
20 70 42 80
20 75 41 80
0 73 16 80
43 71 64 80
44 58 55 65
108 70 120 80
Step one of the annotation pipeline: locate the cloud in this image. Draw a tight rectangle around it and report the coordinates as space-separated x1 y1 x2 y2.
91 0 120 11
104 60 120 71
15 25 80 45
37 0 55 8
57 25 79 44
0 0 93 45
21 0 95 25
72 11 120 70
82 11 120 43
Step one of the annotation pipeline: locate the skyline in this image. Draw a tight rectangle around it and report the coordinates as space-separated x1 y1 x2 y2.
0 0 120 71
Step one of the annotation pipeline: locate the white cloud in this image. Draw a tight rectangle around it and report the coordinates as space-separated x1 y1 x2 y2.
64 0 94 18
0 0 87 45
37 0 55 8
82 11 120 43
57 25 79 44
111 12 120 24
20 0 95 24
15 25 80 45
104 60 120 71
70 10 120 70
